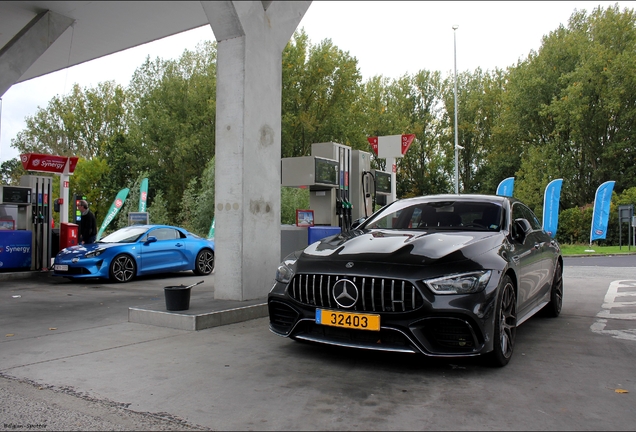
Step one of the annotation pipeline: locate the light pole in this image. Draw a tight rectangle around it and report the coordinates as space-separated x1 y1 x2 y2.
452 24 459 194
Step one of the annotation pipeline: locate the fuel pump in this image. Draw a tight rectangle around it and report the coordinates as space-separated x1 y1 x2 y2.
19 175 53 271
0 185 32 270
312 142 352 232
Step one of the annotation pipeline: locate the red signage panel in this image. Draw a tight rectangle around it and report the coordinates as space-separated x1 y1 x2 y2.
20 153 79 174
401 134 415 155
367 137 379 156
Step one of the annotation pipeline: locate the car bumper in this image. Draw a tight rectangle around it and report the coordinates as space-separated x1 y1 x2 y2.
52 256 109 279
268 272 502 358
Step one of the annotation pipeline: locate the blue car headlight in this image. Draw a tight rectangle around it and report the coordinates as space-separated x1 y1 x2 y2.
424 270 492 295
85 248 106 258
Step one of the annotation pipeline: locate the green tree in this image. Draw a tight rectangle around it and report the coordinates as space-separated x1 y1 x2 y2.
281 186 310 225
179 157 215 236
69 158 111 226
11 81 127 159
147 190 170 226
0 159 25 185
282 30 365 158
127 41 217 220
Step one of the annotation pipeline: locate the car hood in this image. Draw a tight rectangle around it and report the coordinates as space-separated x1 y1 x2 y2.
57 242 125 257
301 229 504 266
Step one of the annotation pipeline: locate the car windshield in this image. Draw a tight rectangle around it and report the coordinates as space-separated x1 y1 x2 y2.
99 226 149 243
362 199 503 231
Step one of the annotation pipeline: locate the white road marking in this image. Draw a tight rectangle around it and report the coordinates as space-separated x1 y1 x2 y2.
591 280 636 341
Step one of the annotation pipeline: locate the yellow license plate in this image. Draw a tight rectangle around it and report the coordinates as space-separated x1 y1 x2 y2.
316 309 380 331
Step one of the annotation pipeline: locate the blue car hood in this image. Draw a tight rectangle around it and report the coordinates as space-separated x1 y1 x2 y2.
57 242 125 257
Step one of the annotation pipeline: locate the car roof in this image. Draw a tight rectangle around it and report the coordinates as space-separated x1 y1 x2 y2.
398 194 513 205
119 224 182 230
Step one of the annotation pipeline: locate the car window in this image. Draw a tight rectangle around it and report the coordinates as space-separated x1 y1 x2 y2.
363 200 503 231
100 226 148 243
150 228 179 241
513 203 541 230
523 206 542 230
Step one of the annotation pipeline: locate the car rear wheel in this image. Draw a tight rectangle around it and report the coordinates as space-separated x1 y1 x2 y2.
544 261 563 318
194 249 214 275
488 275 517 367
109 254 136 283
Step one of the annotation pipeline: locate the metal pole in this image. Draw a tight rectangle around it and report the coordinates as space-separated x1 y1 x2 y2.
453 25 459 194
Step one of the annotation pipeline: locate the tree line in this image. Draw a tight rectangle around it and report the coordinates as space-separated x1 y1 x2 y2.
2 5 636 244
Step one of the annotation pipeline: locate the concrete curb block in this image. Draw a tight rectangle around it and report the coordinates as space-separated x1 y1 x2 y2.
128 303 269 331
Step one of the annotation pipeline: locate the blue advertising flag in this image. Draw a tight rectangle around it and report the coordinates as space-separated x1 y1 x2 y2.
496 177 514 197
590 181 615 243
542 179 563 238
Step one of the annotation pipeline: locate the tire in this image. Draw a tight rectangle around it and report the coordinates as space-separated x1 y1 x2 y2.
487 275 517 367
109 254 136 283
193 249 214 276
544 260 563 318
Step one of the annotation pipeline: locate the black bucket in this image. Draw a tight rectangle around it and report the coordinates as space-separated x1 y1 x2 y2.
164 286 192 311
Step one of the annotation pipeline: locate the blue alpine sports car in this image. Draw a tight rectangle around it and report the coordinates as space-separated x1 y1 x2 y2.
52 225 215 283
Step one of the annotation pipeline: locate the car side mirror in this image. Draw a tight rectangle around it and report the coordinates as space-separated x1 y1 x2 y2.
145 236 158 244
512 218 532 243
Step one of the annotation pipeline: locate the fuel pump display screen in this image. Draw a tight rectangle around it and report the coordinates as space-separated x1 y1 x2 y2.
314 157 338 186
1 186 31 204
375 171 392 194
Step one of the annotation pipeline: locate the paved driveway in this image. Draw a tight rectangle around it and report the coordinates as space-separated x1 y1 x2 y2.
1 259 635 430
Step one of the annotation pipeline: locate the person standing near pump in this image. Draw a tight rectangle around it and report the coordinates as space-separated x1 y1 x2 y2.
79 200 97 245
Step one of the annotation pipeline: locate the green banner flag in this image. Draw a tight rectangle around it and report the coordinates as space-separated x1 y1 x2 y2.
96 188 129 240
139 178 148 212
208 217 215 239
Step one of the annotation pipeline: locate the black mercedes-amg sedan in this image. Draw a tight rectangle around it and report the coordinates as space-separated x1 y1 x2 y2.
268 194 563 366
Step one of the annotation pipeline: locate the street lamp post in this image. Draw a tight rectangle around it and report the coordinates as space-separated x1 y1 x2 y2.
452 24 459 194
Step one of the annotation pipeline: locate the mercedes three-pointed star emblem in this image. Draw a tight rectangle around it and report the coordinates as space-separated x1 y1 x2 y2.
332 279 359 309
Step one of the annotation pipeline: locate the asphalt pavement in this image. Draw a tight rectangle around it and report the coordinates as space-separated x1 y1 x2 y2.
1 256 635 431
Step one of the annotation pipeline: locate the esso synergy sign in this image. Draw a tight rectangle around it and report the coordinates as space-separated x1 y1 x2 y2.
20 153 79 174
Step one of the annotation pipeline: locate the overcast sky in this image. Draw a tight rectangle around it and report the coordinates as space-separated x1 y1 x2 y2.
2 0 635 163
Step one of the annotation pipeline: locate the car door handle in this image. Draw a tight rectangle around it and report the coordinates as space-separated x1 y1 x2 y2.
175 243 184 247
511 255 520 264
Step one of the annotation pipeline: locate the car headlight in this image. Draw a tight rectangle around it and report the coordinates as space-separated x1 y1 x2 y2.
85 248 105 258
275 258 297 284
424 270 492 295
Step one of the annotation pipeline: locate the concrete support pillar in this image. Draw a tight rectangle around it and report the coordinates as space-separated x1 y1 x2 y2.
0 10 74 97
203 1 310 300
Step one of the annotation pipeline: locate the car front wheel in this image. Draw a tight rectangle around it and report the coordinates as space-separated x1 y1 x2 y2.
194 249 214 275
109 254 136 283
488 275 517 367
544 261 563 317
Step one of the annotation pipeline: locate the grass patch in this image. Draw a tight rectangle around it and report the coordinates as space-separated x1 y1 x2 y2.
560 244 636 256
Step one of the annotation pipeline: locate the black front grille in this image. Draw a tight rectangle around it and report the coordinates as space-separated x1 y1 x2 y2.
56 267 89 275
288 274 424 313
